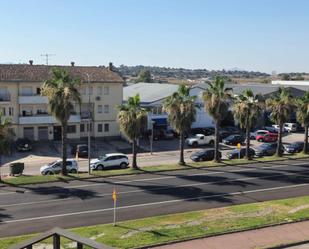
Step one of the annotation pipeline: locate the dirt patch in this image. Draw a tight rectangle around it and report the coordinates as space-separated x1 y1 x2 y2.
289 204 309 214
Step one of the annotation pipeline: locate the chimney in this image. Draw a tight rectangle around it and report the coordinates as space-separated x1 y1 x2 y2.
29 60 33 65
71 61 75 67
108 62 113 71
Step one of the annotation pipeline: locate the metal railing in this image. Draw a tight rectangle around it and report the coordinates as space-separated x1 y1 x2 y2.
9 227 113 249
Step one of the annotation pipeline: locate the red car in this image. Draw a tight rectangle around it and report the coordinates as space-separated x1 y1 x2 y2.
256 133 278 142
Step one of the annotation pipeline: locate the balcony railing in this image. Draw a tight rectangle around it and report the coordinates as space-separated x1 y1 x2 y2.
18 95 48 104
19 114 81 124
0 94 10 102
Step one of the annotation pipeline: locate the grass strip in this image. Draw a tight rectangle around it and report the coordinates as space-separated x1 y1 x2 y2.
2 153 309 186
1 195 309 249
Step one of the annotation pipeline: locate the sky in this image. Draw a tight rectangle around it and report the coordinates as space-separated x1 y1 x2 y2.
1 0 309 73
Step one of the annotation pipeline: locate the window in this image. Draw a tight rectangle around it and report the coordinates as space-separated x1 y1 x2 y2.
104 123 109 132
98 123 103 132
1 107 6 115
21 87 33 96
87 123 92 132
98 105 103 113
89 86 93 95
104 86 109 95
104 105 109 113
97 86 102 95
80 124 85 132
67 125 76 134
36 88 41 95
9 107 13 116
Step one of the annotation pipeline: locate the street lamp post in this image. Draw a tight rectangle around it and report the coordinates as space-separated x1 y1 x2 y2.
150 121 155 155
86 73 92 174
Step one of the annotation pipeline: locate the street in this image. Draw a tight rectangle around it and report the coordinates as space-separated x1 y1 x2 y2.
0 158 309 237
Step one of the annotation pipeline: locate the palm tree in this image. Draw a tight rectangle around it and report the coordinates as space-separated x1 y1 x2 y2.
163 85 196 165
41 68 81 175
266 87 295 157
118 94 147 169
296 91 309 154
203 77 231 162
233 90 263 159
0 112 14 156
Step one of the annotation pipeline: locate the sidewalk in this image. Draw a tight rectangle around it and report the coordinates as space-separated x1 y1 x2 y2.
154 220 309 249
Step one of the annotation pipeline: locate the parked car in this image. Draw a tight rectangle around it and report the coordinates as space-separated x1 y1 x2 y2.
153 129 174 140
284 123 298 132
256 132 278 142
272 124 288 133
186 134 215 147
190 149 221 162
254 143 278 157
227 148 255 159
250 130 269 140
222 126 242 134
90 153 129 170
191 127 215 136
15 138 32 152
40 159 78 175
222 134 245 146
71 144 88 157
261 126 278 133
284 142 304 154
219 130 232 141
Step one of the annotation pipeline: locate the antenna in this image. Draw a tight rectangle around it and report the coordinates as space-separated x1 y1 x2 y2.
41 53 55 65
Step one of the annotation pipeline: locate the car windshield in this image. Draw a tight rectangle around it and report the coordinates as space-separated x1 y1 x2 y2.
99 155 107 160
48 161 58 166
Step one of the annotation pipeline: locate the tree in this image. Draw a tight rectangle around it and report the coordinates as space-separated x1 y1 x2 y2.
118 94 147 169
163 85 196 165
232 90 263 159
203 76 232 162
0 113 14 155
42 68 81 175
296 91 309 154
266 87 295 157
136 69 152 83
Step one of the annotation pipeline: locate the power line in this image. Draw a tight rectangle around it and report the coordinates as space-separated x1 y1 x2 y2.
41 53 55 65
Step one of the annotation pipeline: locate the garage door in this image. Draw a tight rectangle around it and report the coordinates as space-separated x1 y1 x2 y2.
23 127 34 140
38 127 48 140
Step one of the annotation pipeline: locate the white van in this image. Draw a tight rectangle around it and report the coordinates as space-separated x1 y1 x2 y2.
40 159 78 175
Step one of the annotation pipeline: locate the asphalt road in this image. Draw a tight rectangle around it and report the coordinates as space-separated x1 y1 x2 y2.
1 158 309 237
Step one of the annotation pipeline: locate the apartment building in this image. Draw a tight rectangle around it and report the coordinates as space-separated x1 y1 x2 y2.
0 62 124 141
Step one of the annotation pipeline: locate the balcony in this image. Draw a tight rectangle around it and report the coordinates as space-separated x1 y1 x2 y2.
19 114 81 125
18 95 48 104
0 94 11 102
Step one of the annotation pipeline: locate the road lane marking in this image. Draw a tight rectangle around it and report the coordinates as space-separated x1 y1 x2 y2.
1 170 309 208
1 183 309 224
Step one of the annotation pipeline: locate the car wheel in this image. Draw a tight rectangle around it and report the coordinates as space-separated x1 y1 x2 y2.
46 171 53 175
192 142 198 147
120 162 127 169
70 169 77 174
209 140 214 146
97 164 104 171
257 138 263 142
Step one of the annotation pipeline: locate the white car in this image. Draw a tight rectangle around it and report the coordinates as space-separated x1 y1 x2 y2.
186 134 215 147
284 123 298 132
90 153 129 170
40 159 78 175
272 124 289 132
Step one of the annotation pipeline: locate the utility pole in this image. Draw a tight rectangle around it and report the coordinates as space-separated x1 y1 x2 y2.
41 53 55 65
86 73 92 174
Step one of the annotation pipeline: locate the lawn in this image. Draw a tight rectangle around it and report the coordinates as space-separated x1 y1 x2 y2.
1 196 309 249
2 153 309 186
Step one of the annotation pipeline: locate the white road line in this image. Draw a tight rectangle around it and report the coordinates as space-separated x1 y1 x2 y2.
1 183 309 224
1 170 309 208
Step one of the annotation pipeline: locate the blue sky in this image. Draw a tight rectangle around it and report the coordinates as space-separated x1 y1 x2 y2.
1 0 309 73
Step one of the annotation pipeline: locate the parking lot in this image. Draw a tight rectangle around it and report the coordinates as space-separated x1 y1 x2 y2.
0 131 306 176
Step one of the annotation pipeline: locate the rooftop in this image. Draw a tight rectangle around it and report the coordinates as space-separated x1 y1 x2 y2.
0 64 124 83
123 82 179 104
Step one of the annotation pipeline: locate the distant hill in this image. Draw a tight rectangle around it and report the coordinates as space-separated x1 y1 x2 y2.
116 65 270 83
